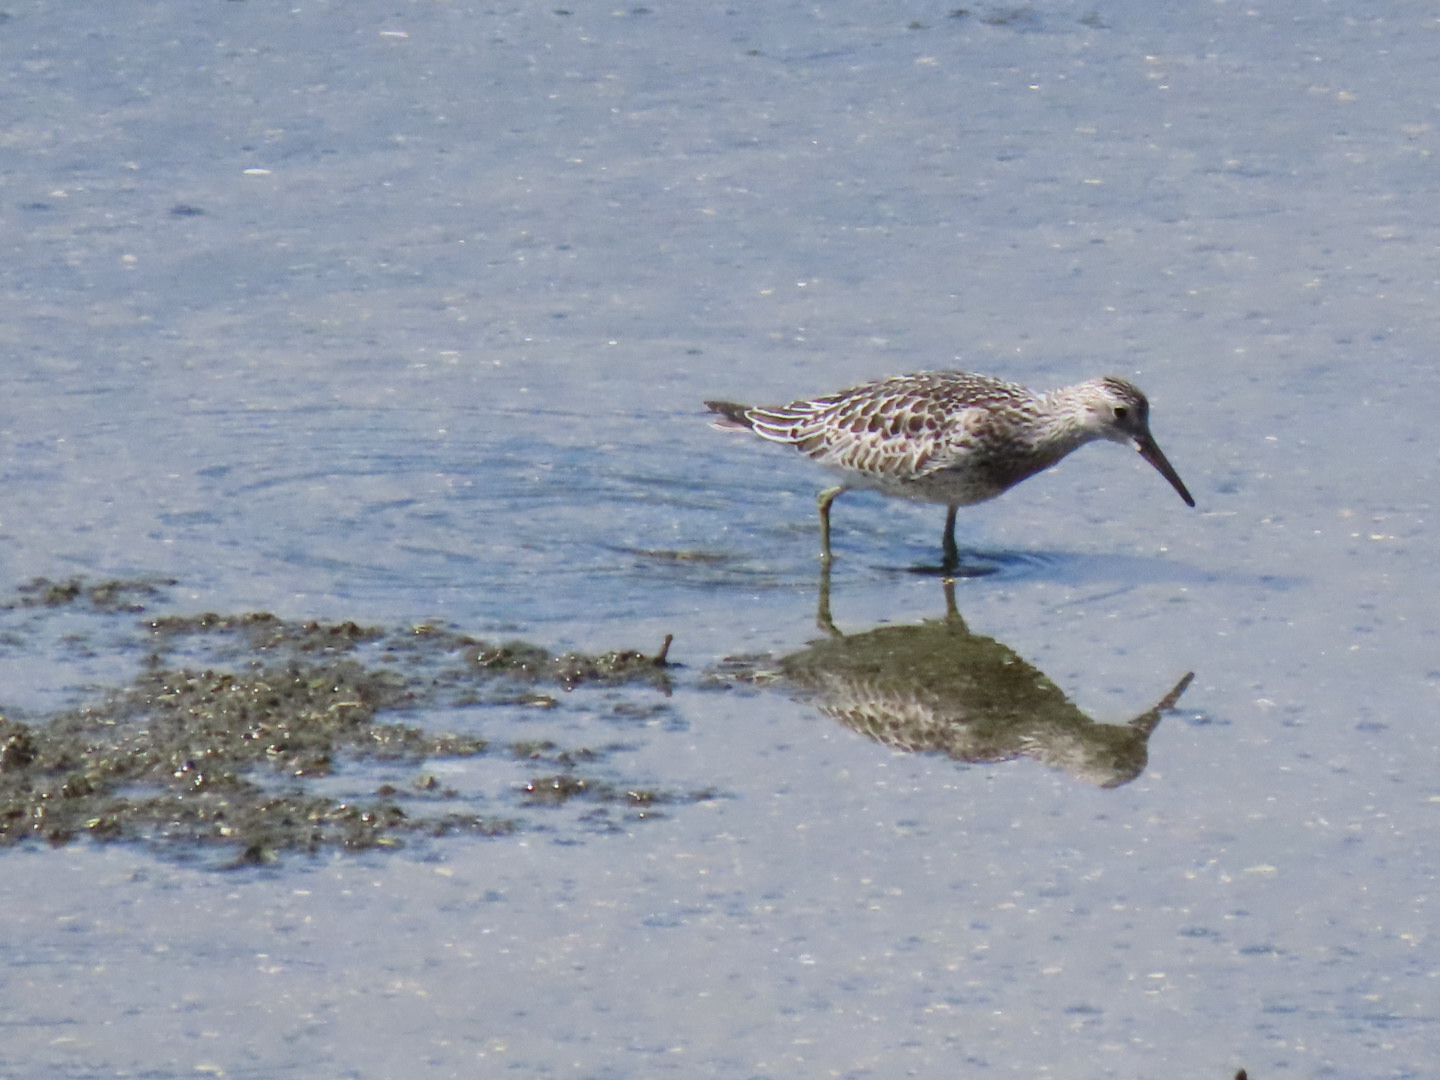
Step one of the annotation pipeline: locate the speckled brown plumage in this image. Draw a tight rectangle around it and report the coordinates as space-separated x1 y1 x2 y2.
706 369 1194 567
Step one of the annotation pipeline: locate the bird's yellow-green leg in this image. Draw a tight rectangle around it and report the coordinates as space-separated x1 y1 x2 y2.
817 486 845 564
815 560 841 637
942 505 960 573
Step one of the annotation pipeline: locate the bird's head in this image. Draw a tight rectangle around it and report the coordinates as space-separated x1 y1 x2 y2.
1086 377 1195 508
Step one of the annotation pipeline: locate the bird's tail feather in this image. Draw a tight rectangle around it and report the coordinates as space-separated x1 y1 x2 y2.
704 399 756 431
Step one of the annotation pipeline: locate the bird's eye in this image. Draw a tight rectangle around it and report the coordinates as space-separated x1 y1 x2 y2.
1112 405 1129 421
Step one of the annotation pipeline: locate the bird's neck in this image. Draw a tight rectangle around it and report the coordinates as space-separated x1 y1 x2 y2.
1031 385 1107 452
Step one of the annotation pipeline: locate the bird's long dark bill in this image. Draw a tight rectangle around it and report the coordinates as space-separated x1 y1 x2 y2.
1135 433 1196 507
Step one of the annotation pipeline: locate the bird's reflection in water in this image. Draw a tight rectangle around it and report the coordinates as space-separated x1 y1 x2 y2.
778 568 1194 788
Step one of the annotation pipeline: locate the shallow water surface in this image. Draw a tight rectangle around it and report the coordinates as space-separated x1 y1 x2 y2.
2 2 1438 1078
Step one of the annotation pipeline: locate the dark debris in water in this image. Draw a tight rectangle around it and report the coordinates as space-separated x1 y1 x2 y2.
145 610 386 655
471 632 673 692
0 578 697 866
519 773 715 812
6 575 178 614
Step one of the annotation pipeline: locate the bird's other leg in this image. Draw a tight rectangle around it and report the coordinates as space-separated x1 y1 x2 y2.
817 486 845 564
941 505 959 573
815 560 842 637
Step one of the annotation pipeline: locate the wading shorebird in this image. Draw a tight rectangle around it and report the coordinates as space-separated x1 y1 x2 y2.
705 370 1195 569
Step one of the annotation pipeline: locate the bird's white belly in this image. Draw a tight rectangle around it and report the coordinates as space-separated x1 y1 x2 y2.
830 465 1013 507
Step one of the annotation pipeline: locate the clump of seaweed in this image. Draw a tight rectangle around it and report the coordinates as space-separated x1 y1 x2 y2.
0 578 696 865
145 611 386 655
471 633 674 692
0 658 504 859
6 576 177 614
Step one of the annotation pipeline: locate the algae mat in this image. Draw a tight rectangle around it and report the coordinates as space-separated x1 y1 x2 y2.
0 578 702 866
